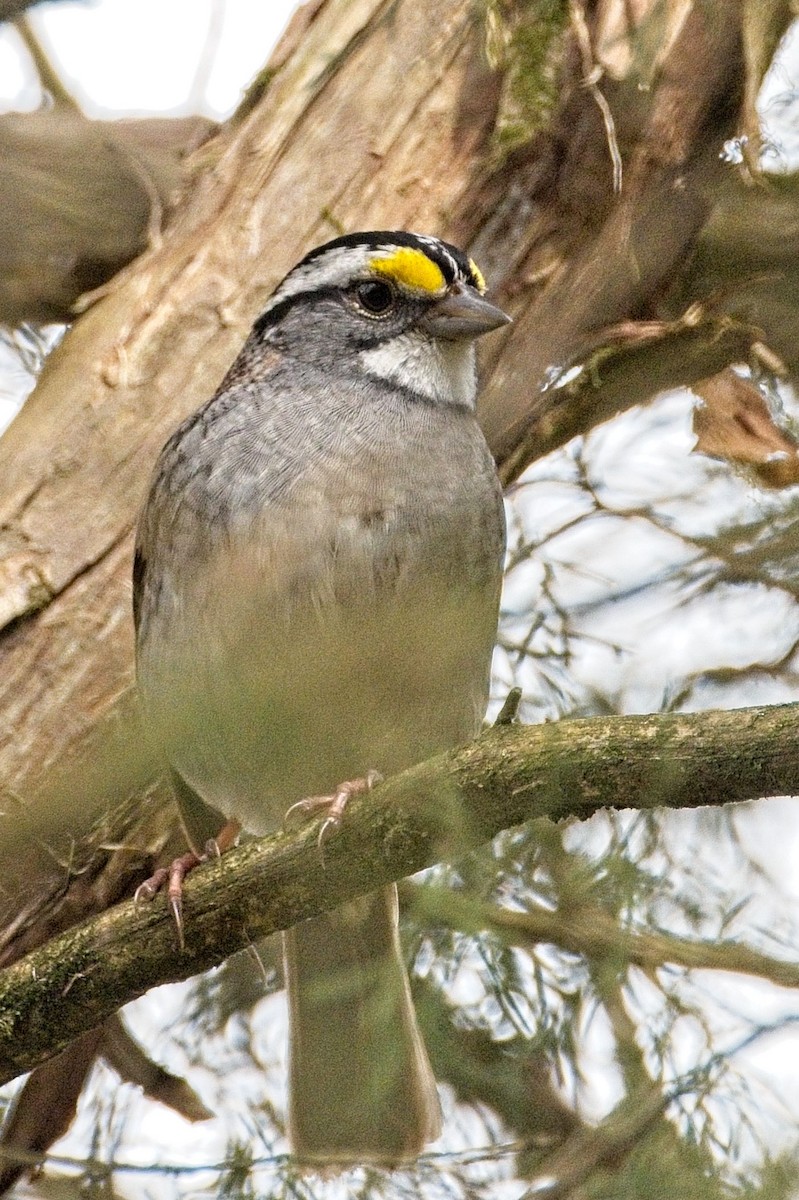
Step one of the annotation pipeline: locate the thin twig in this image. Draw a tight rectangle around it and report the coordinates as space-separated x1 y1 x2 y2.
14 15 82 113
570 0 623 194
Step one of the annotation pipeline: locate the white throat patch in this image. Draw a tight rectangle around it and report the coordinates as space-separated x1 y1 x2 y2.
358 331 477 409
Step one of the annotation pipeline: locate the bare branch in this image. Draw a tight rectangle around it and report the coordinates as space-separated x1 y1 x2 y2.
423 891 799 990
0 111 215 324
14 14 81 111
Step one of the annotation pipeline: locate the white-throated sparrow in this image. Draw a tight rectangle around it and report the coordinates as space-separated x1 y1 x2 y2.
134 231 509 1167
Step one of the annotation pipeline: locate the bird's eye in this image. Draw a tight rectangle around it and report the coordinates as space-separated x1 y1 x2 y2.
354 280 395 315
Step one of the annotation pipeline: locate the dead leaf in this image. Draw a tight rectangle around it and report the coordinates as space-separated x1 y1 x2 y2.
693 367 799 487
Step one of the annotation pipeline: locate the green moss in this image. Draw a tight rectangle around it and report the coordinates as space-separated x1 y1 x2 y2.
231 67 277 127
484 0 570 157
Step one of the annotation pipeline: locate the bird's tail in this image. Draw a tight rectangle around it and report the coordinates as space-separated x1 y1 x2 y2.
284 883 441 1168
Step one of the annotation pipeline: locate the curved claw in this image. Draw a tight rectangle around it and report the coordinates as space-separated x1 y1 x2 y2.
284 797 325 828
166 853 199 950
169 894 185 950
130 820 241 952
285 771 384 862
134 868 169 907
317 813 340 857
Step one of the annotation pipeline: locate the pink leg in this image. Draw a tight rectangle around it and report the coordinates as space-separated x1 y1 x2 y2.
134 819 241 949
284 770 383 851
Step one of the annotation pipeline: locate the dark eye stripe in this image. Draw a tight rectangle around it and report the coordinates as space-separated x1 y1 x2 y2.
252 286 340 336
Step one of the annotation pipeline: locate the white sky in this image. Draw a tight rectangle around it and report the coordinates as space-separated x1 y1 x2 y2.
0 0 298 118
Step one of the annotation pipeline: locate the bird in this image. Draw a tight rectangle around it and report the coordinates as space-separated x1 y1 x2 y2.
132 230 509 1168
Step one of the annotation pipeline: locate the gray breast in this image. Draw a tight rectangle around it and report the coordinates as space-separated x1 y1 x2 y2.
135 371 505 837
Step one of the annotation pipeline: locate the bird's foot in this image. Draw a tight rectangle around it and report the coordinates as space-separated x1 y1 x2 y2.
284 770 383 854
134 819 241 950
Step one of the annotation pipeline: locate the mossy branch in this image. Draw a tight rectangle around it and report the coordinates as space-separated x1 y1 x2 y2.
1 701 798 1085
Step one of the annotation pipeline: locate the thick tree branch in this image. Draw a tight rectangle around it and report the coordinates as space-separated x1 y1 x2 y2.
1 701 797 1086
0 111 215 325
479 0 751 476
0 0 72 18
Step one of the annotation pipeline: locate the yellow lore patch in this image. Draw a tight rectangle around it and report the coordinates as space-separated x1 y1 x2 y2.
371 248 446 294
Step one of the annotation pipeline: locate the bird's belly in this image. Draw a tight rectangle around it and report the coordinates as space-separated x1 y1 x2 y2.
137 523 497 837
